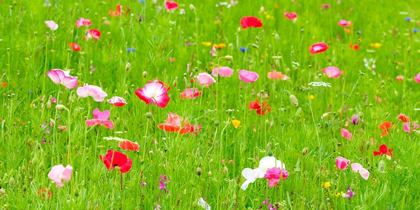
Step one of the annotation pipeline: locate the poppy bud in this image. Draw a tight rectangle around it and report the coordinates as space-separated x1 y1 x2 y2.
214 120 220 126
146 112 153 119
289 94 299 106
46 100 52 109
252 44 259 49
55 104 66 111
125 63 131 71
302 147 308 155
224 55 233 60
267 150 273 156
378 160 385 173
223 166 228 174
86 9 89 13
189 4 195 10
143 71 147 78
8 177 15 187
173 80 177 87
196 167 202 175
274 34 280 41
208 171 212 176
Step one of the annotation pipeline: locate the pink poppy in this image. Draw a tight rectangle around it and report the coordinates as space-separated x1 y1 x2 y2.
77 84 108 102
403 122 419 133
197 73 216 88
336 157 350 170
107 96 127 107
322 66 343 78
158 112 191 135
165 1 178 10
321 4 330 9
284 12 297 20
309 42 329 55
46 69 78 89
135 80 170 108
415 73 420 84
240 16 263 29
341 128 352 140
75 18 92 28
396 76 404 82
85 29 101 41
239 70 259 83
190 124 202 135
263 167 289 187
351 163 369 180
69 43 81 51
48 164 72 188
180 88 202 99
267 71 290 80
212 67 234 77
45 20 58 31
338 20 351 27
85 108 114 129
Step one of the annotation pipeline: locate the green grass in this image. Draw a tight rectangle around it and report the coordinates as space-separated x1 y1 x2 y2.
1 0 420 209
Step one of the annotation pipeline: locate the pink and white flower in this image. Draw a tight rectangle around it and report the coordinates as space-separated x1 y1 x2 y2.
264 167 289 187
76 18 92 28
239 70 259 83
107 96 127 107
336 157 350 170
48 164 72 188
351 163 370 180
322 66 343 78
403 122 419 133
197 73 216 88
46 69 78 89
338 19 351 27
309 42 329 55
135 81 170 108
85 29 101 41
45 20 58 31
180 88 202 99
85 108 114 129
77 85 108 102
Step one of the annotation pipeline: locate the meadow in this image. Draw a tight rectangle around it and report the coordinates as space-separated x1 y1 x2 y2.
1 0 420 209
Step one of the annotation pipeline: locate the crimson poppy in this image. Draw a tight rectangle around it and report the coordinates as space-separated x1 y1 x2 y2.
349 44 359 50
240 16 263 29
109 5 122 17
99 150 132 173
249 99 271 115
373 144 394 156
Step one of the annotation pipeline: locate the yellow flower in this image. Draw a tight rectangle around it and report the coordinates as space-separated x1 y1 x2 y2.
323 182 331 189
309 95 315 100
335 191 344 197
232 120 241 128
201 42 212 46
370 43 382 49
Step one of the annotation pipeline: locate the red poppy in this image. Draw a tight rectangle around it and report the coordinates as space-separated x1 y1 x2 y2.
397 113 410 122
379 121 392 136
99 150 132 173
109 5 122 17
349 44 359 50
249 99 271 115
119 140 140 152
240 16 263 29
37 188 52 199
309 42 329 55
69 43 81 51
373 144 394 157
1 82 6 87
158 113 191 134
165 1 179 10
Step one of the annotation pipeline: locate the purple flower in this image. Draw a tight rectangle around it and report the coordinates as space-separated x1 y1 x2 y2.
351 114 360 125
344 187 355 200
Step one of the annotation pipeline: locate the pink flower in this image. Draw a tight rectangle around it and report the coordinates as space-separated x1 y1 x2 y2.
69 43 81 51
341 128 352 140
212 67 234 77
77 85 108 102
263 167 289 187
46 69 78 89
403 122 419 133
45 20 58 31
107 96 127 107
48 164 72 188
239 70 259 83
85 29 101 41
267 71 290 80
415 73 420 84
322 66 343 78
165 1 178 10
180 88 202 99
135 80 170 108
336 157 350 170
190 124 202 135
76 18 92 28
284 12 297 20
338 20 351 27
210 46 217 57
321 4 330 9
351 163 370 180
309 42 329 55
197 73 216 88
85 108 114 129
240 16 263 29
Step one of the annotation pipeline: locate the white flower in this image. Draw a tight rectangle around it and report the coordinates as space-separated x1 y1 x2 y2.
258 156 285 176
240 168 262 190
197 197 211 210
308 81 331 87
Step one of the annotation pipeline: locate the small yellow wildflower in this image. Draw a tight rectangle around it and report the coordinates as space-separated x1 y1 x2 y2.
310 95 315 100
232 120 241 128
323 182 331 189
201 42 212 46
370 43 382 49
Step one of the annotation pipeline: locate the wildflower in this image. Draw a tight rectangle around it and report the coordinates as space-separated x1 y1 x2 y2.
338 19 351 27
1 82 7 87
341 128 352 140
258 156 285 173
343 187 355 200
373 144 394 157
37 188 52 199
322 66 343 78
321 4 330 9
99 150 132 173
201 42 212 46
109 4 122 17
240 16 263 29
212 67 234 77
158 112 191 134
396 75 404 82
197 198 211 210
284 12 297 20
165 1 178 10
190 124 202 135
349 44 359 50
45 20 58 31
249 99 271 115
135 80 170 108
239 47 249 52
405 17 411 21
77 84 108 102
241 168 263 190
180 88 202 99
48 164 73 188
210 46 217 56
397 113 410 122
414 73 420 83
403 122 419 133
75 18 92 28
414 28 419 33
309 42 329 54
351 114 360 125
308 81 331 87
336 157 350 170
119 140 140 152
239 70 259 83
378 121 392 136
159 175 168 192
323 182 331 188
85 29 101 41
58 125 67 131
213 43 226 49
107 96 127 107
85 108 114 129
69 43 81 51
370 43 382 49
231 120 240 128
197 73 216 88
267 71 290 80
351 163 370 180
127 48 136 52
264 167 289 187
46 69 78 89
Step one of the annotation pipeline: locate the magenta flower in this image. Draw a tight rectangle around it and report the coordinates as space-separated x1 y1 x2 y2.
336 157 350 170
338 20 351 27
239 70 259 83
212 67 234 77
159 175 168 192
135 80 170 108
165 1 178 10
46 69 78 89
309 42 329 55
341 128 352 140
415 73 420 84
344 187 355 200
263 167 289 187
197 73 216 88
85 108 114 129
322 66 343 78
77 85 108 102
45 20 58 31
284 12 297 20
403 122 419 133
75 18 92 28
351 114 360 125
107 96 127 107
48 164 72 188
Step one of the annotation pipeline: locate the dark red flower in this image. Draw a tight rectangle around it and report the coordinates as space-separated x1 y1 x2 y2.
99 150 132 173
373 144 394 157
249 99 271 115
240 16 263 29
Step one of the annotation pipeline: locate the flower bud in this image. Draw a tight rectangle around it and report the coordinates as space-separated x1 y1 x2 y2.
125 63 131 71
224 55 233 60
196 167 202 175
302 147 308 155
267 150 273 156
143 71 147 78
146 112 153 119
289 94 299 106
55 104 66 111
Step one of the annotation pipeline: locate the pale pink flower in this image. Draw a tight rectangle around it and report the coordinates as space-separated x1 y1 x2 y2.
336 157 350 170
415 73 420 84
77 85 108 102
212 67 234 77
85 108 114 129
45 20 58 31
351 163 369 180
107 96 127 107
135 81 170 108
403 122 419 133
239 70 259 83
338 20 351 27
263 167 289 187
85 29 101 41
46 69 78 89
76 18 92 28
341 128 352 140
197 73 216 88
322 66 343 78
48 164 72 188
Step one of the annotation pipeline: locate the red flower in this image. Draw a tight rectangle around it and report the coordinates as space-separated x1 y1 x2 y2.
373 144 394 157
37 188 52 199
1 82 6 87
158 113 191 134
349 44 359 50
109 4 122 17
397 113 410 122
69 43 81 51
165 1 178 10
249 99 271 115
99 150 132 173
309 42 329 55
379 121 392 136
119 140 140 152
240 16 263 29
